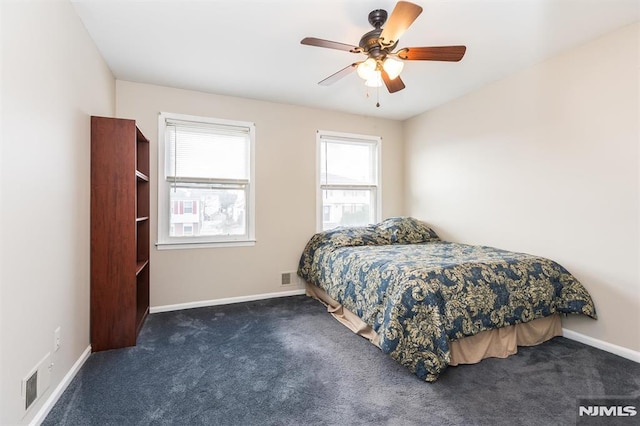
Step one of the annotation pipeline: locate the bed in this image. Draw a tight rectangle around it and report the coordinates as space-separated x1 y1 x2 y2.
297 217 597 382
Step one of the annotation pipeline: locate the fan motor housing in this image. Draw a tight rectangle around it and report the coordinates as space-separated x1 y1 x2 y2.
359 29 383 56
360 9 397 59
359 29 397 59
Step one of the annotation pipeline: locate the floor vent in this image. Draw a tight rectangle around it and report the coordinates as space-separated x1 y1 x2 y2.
281 271 301 287
22 352 51 415
24 371 37 410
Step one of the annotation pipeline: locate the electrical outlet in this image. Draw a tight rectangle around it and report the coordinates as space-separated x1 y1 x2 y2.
53 327 61 352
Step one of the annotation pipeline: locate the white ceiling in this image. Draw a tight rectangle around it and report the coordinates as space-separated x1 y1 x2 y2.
72 0 639 121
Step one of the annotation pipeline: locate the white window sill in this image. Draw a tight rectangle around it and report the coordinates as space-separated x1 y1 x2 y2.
155 240 256 250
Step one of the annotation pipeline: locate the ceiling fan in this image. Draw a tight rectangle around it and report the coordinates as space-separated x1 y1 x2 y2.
301 1 466 94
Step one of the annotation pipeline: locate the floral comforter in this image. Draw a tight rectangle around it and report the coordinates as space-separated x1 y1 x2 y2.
298 217 597 381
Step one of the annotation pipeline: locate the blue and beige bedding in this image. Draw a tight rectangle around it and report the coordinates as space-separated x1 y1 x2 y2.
298 217 597 381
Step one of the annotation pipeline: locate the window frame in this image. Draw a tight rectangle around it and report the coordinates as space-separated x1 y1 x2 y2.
157 112 256 249
182 200 193 215
316 130 382 232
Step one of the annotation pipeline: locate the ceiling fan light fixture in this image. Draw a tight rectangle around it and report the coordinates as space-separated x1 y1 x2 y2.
301 1 467 95
383 57 404 80
356 58 378 81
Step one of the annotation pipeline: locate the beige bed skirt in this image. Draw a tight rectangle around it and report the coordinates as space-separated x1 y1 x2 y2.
306 282 562 366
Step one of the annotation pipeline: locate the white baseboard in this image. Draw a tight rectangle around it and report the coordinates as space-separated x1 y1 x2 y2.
150 288 307 313
29 345 92 426
562 328 640 363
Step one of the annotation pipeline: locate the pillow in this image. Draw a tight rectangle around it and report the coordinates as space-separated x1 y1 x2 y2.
297 224 390 284
321 224 390 248
376 217 440 244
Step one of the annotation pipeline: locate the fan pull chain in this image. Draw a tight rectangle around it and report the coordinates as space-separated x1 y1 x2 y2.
364 84 381 108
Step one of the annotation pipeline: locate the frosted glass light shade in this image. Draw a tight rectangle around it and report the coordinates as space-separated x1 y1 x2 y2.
365 71 383 87
383 57 404 80
357 58 378 81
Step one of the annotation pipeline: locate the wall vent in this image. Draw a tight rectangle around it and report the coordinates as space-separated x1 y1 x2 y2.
22 352 51 415
24 371 37 410
281 271 299 286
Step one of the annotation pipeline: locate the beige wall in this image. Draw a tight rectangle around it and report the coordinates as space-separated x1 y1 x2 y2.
115 81 404 307
405 23 639 352
0 1 115 424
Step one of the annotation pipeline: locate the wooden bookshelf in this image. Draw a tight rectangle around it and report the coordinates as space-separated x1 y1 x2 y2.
91 116 150 352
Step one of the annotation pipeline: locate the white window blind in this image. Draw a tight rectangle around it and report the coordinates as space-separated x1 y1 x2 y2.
165 119 250 184
319 135 378 187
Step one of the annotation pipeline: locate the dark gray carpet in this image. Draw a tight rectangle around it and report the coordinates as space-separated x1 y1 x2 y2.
43 296 640 425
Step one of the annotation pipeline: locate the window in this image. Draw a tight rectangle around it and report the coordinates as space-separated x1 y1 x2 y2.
317 130 381 231
158 112 255 248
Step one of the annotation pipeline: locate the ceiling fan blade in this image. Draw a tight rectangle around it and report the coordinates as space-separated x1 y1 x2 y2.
381 69 405 93
380 1 423 47
397 46 467 62
319 63 358 86
301 37 361 53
